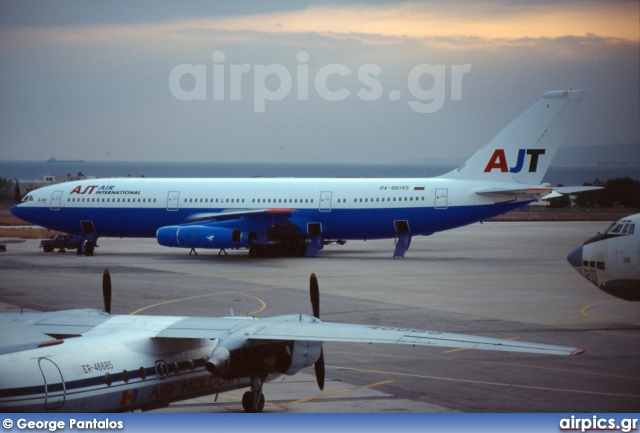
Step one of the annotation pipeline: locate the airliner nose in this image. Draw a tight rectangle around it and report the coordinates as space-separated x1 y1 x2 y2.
10 203 20 217
567 245 583 269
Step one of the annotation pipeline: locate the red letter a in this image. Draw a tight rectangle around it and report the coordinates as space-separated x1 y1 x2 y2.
484 149 508 172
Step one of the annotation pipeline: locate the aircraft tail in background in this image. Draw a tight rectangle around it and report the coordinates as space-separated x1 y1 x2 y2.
440 90 586 185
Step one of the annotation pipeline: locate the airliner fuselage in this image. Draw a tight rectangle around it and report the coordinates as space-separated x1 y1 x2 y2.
12 90 593 257
13 177 522 239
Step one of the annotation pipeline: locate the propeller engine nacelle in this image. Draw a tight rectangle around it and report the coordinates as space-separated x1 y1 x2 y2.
157 225 247 249
204 340 321 380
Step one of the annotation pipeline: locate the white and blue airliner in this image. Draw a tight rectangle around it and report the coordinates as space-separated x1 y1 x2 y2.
12 90 596 257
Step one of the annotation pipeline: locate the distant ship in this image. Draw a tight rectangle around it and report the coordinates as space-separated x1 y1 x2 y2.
47 157 84 163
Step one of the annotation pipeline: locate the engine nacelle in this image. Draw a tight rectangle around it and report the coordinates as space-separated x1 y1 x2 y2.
157 225 246 249
286 340 322 375
203 341 322 380
205 347 231 378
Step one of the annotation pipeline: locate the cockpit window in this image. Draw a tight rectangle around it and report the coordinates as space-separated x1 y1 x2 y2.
21 194 33 202
610 224 623 234
604 220 635 236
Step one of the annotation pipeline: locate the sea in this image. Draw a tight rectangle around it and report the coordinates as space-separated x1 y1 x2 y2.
1 160 638 187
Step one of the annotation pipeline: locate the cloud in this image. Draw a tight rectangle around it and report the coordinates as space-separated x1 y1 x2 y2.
0 1 638 163
3 1 638 48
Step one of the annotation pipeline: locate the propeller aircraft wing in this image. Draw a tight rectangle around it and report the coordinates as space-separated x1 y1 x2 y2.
0 270 584 413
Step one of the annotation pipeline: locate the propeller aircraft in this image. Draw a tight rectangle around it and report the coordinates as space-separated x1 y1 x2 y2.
0 270 584 413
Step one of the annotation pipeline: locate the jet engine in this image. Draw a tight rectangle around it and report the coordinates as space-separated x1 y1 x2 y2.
156 225 247 249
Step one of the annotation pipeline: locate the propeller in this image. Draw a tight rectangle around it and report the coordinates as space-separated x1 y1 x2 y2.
310 273 320 319
310 273 325 390
103 269 112 314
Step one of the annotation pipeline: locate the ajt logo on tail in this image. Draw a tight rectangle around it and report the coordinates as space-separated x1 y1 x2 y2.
484 148 546 173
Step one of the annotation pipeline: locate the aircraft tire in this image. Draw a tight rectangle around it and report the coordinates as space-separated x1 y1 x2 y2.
241 391 265 413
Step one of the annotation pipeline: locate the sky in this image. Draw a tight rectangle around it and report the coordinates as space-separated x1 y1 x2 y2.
0 0 638 164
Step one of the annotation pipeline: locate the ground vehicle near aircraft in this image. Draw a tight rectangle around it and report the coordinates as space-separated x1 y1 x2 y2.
12 90 598 258
40 234 81 253
567 213 640 301
0 270 583 413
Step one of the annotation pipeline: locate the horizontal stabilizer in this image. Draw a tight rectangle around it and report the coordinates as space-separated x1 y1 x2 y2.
555 186 604 194
476 186 553 197
476 185 603 198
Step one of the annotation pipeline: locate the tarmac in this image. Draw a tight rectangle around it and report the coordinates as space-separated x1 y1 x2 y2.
0 221 638 413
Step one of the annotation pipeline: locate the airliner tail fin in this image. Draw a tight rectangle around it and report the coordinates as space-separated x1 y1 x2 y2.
440 90 586 185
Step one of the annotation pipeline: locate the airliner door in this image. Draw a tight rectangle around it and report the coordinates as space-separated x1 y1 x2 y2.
38 358 65 410
435 188 448 209
319 191 332 212
50 190 63 211
167 191 180 211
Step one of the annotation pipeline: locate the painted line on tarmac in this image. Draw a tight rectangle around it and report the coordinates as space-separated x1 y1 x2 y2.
329 365 640 399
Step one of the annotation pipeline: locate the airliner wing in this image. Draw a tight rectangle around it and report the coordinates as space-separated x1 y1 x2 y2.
157 208 302 250
185 208 297 224
154 316 583 356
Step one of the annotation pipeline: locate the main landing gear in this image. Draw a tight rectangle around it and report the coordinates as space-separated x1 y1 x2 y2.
242 377 266 413
248 242 308 258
